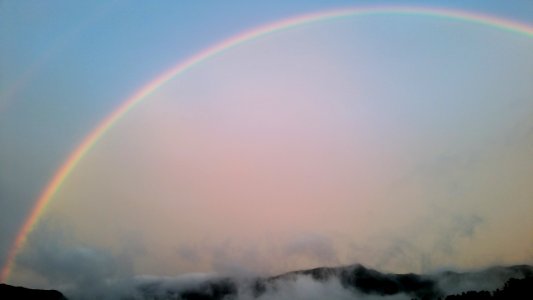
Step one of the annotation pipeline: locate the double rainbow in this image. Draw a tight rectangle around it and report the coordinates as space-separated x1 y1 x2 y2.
2 6 532 283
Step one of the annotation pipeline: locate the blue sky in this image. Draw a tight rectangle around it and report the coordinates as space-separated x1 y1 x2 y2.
1 0 532 292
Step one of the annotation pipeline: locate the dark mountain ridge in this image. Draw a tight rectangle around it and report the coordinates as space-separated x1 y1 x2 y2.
257 264 439 299
135 264 533 300
0 283 67 299
2 264 532 299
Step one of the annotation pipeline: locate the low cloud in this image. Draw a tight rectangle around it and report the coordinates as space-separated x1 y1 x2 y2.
10 219 531 300
57 264 531 300
284 233 338 265
14 222 136 299
434 214 483 256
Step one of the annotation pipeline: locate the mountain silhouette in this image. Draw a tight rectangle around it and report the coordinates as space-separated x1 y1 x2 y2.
2 264 532 299
0 283 67 299
134 264 533 300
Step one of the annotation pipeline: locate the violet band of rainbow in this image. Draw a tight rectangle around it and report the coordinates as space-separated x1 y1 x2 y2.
2 6 532 283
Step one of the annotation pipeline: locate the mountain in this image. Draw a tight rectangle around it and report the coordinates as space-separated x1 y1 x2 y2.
134 264 533 300
257 264 440 299
0 283 67 300
3 264 532 299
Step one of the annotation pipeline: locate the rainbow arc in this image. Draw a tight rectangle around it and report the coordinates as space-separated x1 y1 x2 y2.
2 6 532 283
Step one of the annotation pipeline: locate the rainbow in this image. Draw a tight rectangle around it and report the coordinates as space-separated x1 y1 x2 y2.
2 6 532 283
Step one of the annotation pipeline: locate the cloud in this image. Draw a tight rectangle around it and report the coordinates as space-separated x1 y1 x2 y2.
130 264 532 300
434 214 483 256
173 234 338 277
8 215 527 300
12 227 533 300
14 222 137 299
284 233 338 265
251 275 368 300
370 211 485 273
95 268 413 300
433 265 533 296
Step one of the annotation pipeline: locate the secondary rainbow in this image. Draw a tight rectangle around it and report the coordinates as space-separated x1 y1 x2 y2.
2 6 532 282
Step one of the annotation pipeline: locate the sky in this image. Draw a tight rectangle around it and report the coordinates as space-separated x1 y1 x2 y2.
1 0 532 297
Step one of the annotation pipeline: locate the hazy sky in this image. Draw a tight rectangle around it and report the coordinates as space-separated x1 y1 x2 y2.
1 0 532 293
